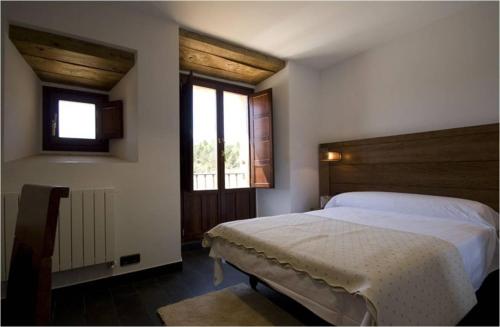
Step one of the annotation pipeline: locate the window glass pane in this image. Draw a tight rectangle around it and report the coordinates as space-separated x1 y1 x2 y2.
223 91 249 189
193 85 218 191
58 100 96 139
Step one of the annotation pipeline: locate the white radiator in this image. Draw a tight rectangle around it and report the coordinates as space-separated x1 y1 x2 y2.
1 188 115 281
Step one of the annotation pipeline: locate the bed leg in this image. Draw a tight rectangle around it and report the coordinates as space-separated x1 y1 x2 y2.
249 275 258 290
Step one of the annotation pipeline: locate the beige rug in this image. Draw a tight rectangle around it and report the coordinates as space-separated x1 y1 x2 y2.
157 283 302 326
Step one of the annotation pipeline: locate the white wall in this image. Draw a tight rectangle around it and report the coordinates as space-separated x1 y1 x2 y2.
288 63 320 212
255 66 292 216
256 62 320 216
2 36 41 162
257 3 498 216
1 2 181 286
318 3 499 143
109 66 139 162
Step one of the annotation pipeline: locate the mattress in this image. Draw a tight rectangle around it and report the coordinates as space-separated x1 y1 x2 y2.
207 206 498 325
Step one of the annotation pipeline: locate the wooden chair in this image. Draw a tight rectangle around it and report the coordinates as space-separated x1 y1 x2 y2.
4 185 69 325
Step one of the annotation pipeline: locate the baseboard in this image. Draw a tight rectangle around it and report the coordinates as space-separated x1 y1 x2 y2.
52 261 183 292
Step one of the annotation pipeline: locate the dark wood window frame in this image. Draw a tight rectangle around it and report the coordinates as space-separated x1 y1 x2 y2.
180 74 274 241
180 74 258 242
181 75 254 192
42 86 109 152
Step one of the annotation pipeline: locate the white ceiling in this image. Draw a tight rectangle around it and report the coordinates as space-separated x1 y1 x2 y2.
136 1 475 70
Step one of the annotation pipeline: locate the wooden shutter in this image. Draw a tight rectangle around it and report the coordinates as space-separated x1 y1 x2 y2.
101 100 123 139
249 89 274 188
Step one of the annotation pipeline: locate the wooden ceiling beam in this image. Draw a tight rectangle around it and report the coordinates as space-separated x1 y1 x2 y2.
35 71 112 91
11 40 133 74
180 60 266 85
9 25 134 91
179 28 285 85
180 47 274 83
24 55 121 87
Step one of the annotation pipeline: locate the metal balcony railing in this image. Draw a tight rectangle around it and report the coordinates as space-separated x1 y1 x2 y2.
193 172 248 190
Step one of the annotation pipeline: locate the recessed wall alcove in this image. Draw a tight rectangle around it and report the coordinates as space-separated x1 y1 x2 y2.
2 24 139 163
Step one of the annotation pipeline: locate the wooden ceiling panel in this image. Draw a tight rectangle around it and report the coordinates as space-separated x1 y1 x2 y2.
12 40 133 74
35 71 113 91
180 60 264 85
179 29 285 85
24 55 122 86
180 47 274 84
9 25 135 91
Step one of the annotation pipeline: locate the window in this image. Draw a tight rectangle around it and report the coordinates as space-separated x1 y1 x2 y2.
192 86 218 190
58 100 96 139
223 91 250 189
43 86 123 152
182 75 274 192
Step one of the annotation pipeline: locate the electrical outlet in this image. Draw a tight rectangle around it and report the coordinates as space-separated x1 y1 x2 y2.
120 253 140 266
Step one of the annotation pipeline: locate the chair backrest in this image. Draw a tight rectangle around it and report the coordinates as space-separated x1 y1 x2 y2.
6 184 69 325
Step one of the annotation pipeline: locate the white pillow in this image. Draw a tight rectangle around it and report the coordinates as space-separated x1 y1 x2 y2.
325 191 499 230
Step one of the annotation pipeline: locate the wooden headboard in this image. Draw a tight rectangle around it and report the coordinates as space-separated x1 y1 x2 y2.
319 124 499 211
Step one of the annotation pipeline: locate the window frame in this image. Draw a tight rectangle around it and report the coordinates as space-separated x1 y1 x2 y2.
42 86 109 152
188 76 254 192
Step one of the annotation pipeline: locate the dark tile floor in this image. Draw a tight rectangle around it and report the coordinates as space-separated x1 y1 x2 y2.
50 248 328 326
4 247 499 326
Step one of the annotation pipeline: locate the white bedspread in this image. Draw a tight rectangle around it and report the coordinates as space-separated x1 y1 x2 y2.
205 206 498 325
308 206 499 290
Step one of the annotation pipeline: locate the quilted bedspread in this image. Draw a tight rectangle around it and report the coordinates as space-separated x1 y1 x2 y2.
203 213 477 325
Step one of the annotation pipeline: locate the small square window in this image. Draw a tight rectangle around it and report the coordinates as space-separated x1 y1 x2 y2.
43 86 109 152
58 100 96 139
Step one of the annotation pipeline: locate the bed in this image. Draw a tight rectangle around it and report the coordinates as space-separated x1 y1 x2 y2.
203 124 499 326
